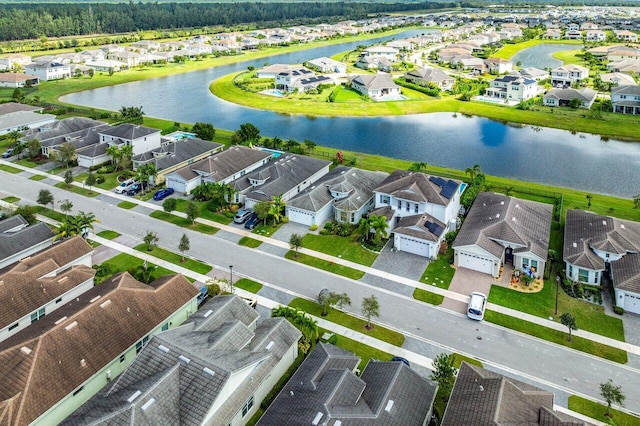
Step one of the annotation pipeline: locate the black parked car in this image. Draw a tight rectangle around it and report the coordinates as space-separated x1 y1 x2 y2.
244 213 260 230
126 183 145 196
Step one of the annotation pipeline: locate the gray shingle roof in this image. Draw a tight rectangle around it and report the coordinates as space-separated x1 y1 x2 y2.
612 85 640 96
0 102 42 115
394 213 446 241
564 210 640 290
0 215 54 266
442 363 587 426
65 295 301 426
20 117 107 144
453 192 552 260
171 145 272 182
404 67 453 83
287 166 388 213
544 87 597 102
375 170 462 205
132 138 222 172
234 154 330 202
350 73 399 90
99 123 159 140
259 343 437 426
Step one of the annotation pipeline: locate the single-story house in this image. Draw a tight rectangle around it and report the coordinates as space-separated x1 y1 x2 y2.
0 110 57 136
564 209 640 314
350 73 401 100
453 192 552 278
84 59 127 72
514 67 549 81
543 87 597 108
256 64 291 79
612 85 640 115
165 146 272 195
0 72 39 88
306 57 347 74
0 214 53 269
403 67 455 90
600 72 636 86
286 166 389 227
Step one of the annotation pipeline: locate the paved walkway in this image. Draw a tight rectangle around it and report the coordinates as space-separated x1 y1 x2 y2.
6 157 639 357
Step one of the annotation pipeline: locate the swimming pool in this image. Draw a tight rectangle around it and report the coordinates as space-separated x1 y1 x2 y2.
260 89 285 98
377 94 408 102
260 148 285 158
165 131 197 141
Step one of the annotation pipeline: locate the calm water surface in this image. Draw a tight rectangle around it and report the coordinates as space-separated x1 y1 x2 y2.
63 33 640 197
511 43 578 69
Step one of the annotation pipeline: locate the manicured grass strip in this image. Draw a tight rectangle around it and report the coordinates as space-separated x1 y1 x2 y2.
289 298 405 347
100 253 175 282
96 230 120 240
238 236 262 248
285 250 364 280
150 210 218 234
35 206 68 222
0 164 22 174
568 395 640 426
420 255 455 290
321 328 393 371
234 278 262 293
174 198 234 224
29 174 47 181
488 281 625 342
133 243 212 275
485 310 628 364
301 234 378 266
450 353 483 368
54 182 100 197
117 201 137 210
1 196 19 203
413 288 444 306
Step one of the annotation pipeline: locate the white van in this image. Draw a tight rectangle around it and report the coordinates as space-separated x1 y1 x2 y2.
467 292 487 321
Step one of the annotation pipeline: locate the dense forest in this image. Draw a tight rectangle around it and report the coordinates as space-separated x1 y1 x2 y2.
0 2 465 42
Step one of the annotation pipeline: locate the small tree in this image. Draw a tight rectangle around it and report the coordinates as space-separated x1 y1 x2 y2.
303 139 316 154
560 312 578 341
586 194 593 207
60 199 73 215
361 295 380 330
37 189 54 210
634 195 640 210
331 292 351 310
318 288 331 316
143 230 159 251
57 142 76 168
85 172 96 190
192 122 216 141
289 233 303 257
254 200 271 226
64 169 74 186
163 198 177 213
600 379 625 417
178 233 190 262
430 353 458 399
13 205 36 224
185 201 199 224
26 138 41 159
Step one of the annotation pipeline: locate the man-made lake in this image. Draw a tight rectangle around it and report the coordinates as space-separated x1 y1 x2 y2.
63 33 640 198
511 43 578 69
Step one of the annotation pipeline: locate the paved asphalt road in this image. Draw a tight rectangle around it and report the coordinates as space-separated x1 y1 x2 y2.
3 171 640 414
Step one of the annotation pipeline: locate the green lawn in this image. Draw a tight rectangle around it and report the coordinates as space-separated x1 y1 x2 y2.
488 280 624 341
133 243 212 275
100 252 174 281
1 196 19 203
289 298 405 347
301 233 378 266
238 236 262 248
34 206 68 222
568 395 640 426
149 210 219 234
322 328 393 371
96 230 120 240
493 39 583 60
485 311 627 364
234 278 263 293
252 220 285 237
75 170 122 190
29 174 47 181
54 182 100 197
420 255 455 290
0 164 22 174
117 201 137 209
450 353 483 368
413 288 445 306
552 50 586 66
173 199 233 224
284 250 364 280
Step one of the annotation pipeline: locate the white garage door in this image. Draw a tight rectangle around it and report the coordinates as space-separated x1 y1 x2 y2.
287 208 314 226
396 235 430 257
624 293 640 315
166 177 186 194
458 251 494 275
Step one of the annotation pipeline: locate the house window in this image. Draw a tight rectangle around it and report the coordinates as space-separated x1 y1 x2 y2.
595 271 599 284
530 260 538 270
397 200 402 209
568 264 573 278
8 322 19 331
242 395 255 417
55 298 62 304
30 307 45 324
162 323 169 331
120 354 126 363
380 195 389 204
578 269 589 282
414 204 419 214
406 203 410 212
136 335 149 354
72 386 84 397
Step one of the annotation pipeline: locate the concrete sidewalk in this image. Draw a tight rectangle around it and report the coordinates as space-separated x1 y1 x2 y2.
10 158 638 357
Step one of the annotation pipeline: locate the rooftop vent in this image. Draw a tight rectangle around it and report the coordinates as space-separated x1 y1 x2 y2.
496 214 500 218
500 201 504 205
312 412 324 426
572 242 577 248
621 224 626 229
385 400 394 413
511 217 516 222
55 316 68 325
602 220 607 225
479 385 485 392
266 341 275 351
65 321 78 331
141 398 155 411
204 310 213 318
127 390 142 403
157 345 170 354
80 359 87 367
58 277 68 284
90 295 101 303
100 300 111 308
203 367 215 377
178 355 191 365
20 346 32 355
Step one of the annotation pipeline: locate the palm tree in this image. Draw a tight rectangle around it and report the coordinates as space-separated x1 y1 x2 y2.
465 164 482 181
106 145 122 170
269 195 286 225
357 217 371 242
369 215 388 245
75 211 99 236
136 163 157 192
119 144 134 169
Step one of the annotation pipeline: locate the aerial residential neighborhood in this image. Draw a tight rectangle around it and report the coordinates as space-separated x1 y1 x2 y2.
1 2 640 425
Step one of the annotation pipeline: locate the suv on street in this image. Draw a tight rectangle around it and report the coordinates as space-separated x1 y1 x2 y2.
467 292 487 321
234 209 253 224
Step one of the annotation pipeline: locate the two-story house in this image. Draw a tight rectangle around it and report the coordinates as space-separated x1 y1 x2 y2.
0 214 53 269
98 123 162 156
550 64 589 87
24 61 71 81
485 75 539 102
371 170 463 258
611 85 640 115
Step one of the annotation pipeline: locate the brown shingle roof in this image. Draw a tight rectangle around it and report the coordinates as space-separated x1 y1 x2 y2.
0 272 198 426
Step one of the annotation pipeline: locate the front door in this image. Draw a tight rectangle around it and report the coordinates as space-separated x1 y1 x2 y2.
505 247 514 265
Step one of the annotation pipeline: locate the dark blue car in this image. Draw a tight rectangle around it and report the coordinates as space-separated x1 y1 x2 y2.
153 187 174 201
126 183 144 196
391 356 410 367
244 213 260 230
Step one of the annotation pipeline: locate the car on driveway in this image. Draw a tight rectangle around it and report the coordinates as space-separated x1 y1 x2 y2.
244 213 259 230
2 148 14 158
234 209 253 224
153 187 174 201
126 183 145 196
391 356 410 367
467 292 487 321
114 178 137 194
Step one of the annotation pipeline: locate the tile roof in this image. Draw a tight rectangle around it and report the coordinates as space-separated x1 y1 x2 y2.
564 210 640 290
287 166 388 213
64 295 301 426
0 272 198 426
234 154 330 202
0 111 56 132
170 146 272 182
0 215 54 265
375 170 462 206
0 236 94 330
99 123 159 140
453 192 552 260
442 363 587 426
259 343 437 425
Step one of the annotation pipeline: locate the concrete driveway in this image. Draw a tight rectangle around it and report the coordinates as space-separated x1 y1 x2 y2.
442 267 497 313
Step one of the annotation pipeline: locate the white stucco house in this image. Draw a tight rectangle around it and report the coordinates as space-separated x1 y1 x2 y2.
564 209 640 314
453 192 552 278
371 170 463 258
485 75 539 102
550 64 589 87
349 73 401 100
97 123 161 156
286 166 389 227
24 62 71 81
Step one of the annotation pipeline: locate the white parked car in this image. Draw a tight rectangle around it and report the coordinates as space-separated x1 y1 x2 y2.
467 292 487 321
114 178 137 194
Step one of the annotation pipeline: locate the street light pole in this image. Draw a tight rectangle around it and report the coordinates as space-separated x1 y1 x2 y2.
229 265 234 294
555 275 560 315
